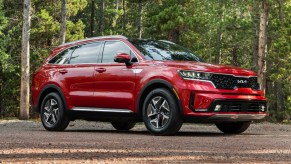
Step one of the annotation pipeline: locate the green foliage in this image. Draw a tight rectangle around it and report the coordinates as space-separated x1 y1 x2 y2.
266 2 291 118
0 0 9 70
1 0 88 117
0 0 21 117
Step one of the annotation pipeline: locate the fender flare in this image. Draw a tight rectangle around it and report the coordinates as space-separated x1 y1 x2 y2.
36 84 68 112
136 79 183 116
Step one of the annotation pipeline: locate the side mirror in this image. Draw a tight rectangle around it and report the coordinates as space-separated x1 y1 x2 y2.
114 53 132 66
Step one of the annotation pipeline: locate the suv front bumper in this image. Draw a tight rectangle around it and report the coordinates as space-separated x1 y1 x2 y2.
180 88 267 122
208 113 267 122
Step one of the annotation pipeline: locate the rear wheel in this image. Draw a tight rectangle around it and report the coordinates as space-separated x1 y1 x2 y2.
111 121 136 131
215 122 251 134
40 92 70 131
142 88 183 136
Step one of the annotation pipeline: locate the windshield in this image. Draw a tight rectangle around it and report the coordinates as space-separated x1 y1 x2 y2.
129 39 204 62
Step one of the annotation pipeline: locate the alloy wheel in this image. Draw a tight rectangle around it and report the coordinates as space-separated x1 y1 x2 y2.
43 98 60 127
146 96 170 129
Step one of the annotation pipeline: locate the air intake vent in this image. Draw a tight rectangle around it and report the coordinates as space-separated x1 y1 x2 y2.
209 100 266 112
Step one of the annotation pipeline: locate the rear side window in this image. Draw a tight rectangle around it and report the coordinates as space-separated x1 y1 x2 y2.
69 42 101 64
48 48 73 64
102 41 132 63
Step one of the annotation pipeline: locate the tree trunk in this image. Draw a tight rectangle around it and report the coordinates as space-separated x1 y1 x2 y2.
90 0 95 37
214 1 224 64
97 0 104 36
168 28 180 43
122 0 126 31
137 1 143 39
214 33 222 64
252 30 259 70
59 0 67 44
116 0 119 11
277 0 284 21
257 0 269 92
232 45 239 66
0 63 3 118
276 82 284 113
250 1 260 71
20 0 31 120
266 80 275 112
112 0 119 31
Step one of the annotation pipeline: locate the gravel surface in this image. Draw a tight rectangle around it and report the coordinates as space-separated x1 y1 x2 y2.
0 120 291 163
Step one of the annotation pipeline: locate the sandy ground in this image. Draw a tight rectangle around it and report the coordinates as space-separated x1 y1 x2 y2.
0 120 291 163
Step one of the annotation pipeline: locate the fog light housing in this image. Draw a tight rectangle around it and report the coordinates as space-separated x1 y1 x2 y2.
214 105 222 111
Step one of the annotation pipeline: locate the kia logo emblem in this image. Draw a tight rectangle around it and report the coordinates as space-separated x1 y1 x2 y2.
237 80 248 84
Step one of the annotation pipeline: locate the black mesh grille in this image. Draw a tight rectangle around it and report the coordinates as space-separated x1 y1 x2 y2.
209 100 266 112
210 74 260 90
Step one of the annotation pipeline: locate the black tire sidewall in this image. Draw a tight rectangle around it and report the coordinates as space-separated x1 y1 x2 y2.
40 92 68 131
111 121 136 130
142 88 182 135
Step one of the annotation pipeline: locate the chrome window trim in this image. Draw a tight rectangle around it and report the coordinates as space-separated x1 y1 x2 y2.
60 35 127 47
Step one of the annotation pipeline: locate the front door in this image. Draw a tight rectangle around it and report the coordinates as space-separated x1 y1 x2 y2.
93 41 138 111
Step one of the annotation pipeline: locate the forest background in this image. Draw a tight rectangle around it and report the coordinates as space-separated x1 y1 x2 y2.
0 0 290 122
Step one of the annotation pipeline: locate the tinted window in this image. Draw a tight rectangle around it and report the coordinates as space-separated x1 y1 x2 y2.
49 48 74 64
69 42 101 64
129 39 204 62
102 41 132 63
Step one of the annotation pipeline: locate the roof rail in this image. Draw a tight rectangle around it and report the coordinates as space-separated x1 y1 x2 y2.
60 35 127 46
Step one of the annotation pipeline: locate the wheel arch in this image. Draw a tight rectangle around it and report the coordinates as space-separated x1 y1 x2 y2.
136 79 183 116
36 84 67 113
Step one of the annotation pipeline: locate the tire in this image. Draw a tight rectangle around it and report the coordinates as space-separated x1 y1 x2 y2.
111 121 136 131
40 92 70 131
142 88 183 136
215 122 251 134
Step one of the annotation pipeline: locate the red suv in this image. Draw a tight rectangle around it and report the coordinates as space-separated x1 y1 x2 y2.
32 35 267 135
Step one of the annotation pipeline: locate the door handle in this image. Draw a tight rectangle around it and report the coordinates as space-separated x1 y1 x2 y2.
95 68 106 73
59 69 68 74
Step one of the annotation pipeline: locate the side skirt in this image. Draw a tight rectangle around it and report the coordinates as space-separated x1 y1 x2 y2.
67 107 141 122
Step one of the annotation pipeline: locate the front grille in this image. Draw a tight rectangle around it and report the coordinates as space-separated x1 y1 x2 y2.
210 74 260 90
209 100 266 112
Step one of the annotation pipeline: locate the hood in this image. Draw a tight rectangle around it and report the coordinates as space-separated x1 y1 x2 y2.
153 61 257 76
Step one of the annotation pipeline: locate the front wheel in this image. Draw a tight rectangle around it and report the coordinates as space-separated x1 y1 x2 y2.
215 122 251 134
142 88 183 136
40 92 70 131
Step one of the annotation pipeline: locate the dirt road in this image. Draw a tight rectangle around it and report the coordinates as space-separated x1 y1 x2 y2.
0 120 290 163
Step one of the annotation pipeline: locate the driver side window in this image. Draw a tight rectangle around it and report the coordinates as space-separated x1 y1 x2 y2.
102 41 134 63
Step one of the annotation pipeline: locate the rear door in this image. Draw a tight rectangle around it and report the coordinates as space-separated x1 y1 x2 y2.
92 40 138 111
58 42 102 108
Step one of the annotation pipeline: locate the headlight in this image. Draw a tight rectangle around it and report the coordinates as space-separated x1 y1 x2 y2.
179 70 212 80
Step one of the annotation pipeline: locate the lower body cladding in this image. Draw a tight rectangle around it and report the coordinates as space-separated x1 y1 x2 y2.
208 113 266 121
67 108 140 122
184 112 268 123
